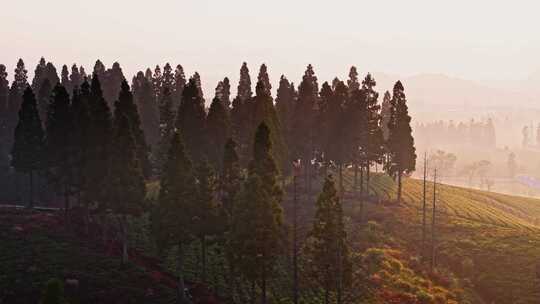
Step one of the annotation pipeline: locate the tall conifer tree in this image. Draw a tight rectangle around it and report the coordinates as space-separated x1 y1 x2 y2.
11 87 44 207
45 84 74 216
105 109 146 264
85 75 112 207
114 80 151 177
385 81 417 203
206 96 231 171
231 122 284 304
154 131 197 303
304 175 351 304
175 77 207 163
133 71 160 149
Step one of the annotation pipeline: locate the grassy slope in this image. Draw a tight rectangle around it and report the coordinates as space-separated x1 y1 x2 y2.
0 208 175 304
343 171 540 304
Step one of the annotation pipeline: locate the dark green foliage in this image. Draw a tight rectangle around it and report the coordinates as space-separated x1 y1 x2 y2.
156 87 175 172
45 84 74 211
304 176 352 303
133 71 160 150
69 64 82 90
215 77 231 109
192 71 204 103
173 65 186 108
381 91 392 142
193 159 220 282
0 65 10 174
155 131 197 247
70 83 91 200
231 62 253 163
154 131 197 303
104 62 125 107
251 80 287 172
61 65 72 95
237 62 252 102
275 75 296 146
321 81 349 166
194 159 219 237
37 79 52 124
31 57 47 93
114 80 151 177
161 63 174 97
175 77 207 163
44 62 60 87
41 278 66 304
93 60 106 81
84 75 113 205
230 122 285 303
347 66 360 95
13 59 28 94
257 64 272 97
385 81 417 202
11 87 44 207
206 96 231 171
152 65 162 102
105 101 147 264
221 138 242 216
11 87 44 173
361 74 385 169
105 111 146 215
291 65 318 161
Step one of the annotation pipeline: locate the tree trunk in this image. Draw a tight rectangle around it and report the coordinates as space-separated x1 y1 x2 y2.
353 162 358 192
359 167 364 199
228 258 236 301
337 239 343 304
261 264 267 304
324 288 329 304
121 216 128 265
201 235 207 283
304 159 309 196
64 184 70 222
29 171 33 208
177 241 187 304
250 280 256 304
338 163 343 197
397 171 402 203
292 175 299 304
366 164 371 198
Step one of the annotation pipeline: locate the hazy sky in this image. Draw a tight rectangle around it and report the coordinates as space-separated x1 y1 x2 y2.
1 0 539 94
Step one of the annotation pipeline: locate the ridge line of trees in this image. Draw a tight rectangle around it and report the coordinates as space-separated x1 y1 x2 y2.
1 58 417 303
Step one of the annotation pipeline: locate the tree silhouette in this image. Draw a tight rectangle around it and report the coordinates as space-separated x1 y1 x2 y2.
105 108 146 265
206 96 231 171
385 81 416 203
114 80 150 177
304 175 351 304
176 77 207 163
154 131 197 303
11 87 44 207
45 84 74 217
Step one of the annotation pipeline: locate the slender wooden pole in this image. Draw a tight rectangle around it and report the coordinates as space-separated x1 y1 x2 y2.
431 168 437 272
422 152 427 260
292 172 299 304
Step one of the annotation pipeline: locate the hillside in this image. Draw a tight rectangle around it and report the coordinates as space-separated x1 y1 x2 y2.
3 173 540 303
343 172 540 303
0 207 177 304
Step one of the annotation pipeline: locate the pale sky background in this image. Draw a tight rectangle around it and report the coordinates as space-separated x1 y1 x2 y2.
1 0 540 96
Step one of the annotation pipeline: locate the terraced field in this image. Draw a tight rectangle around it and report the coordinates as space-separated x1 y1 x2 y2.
338 170 540 304
341 171 540 231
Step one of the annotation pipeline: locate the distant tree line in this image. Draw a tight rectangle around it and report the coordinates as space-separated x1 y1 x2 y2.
415 118 496 149
0 58 416 303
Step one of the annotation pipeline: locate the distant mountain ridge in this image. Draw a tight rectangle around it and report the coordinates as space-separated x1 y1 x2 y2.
371 72 539 112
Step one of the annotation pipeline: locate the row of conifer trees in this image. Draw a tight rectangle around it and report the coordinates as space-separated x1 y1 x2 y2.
0 58 416 303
